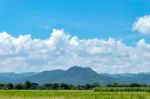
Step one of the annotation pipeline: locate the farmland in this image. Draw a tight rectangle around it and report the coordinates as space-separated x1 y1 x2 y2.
93 87 150 92
0 90 149 99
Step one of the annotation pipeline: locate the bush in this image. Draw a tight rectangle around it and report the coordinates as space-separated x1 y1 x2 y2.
14 83 24 90
5 83 14 89
147 89 150 92
24 81 31 89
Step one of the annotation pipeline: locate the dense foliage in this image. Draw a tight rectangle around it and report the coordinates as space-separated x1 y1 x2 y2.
0 81 100 90
0 81 150 91
106 83 149 87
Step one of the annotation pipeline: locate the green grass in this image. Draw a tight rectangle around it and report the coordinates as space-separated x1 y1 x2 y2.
0 90 149 99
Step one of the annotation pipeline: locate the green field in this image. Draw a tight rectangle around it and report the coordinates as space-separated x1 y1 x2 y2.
93 87 150 92
0 90 149 99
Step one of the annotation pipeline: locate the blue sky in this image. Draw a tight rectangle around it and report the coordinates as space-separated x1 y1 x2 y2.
1 0 150 73
0 0 150 45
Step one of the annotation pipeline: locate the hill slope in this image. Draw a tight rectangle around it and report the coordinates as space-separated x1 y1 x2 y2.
0 66 150 85
22 66 114 85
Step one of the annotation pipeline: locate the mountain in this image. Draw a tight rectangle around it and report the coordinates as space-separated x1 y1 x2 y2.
0 66 150 85
111 73 150 84
0 72 36 79
21 66 114 85
0 72 36 83
0 76 10 82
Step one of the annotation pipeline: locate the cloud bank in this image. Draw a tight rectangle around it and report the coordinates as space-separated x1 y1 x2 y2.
0 29 150 73
133 15 150 34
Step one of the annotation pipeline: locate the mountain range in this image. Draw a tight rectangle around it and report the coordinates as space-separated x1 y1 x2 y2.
0 66 150 85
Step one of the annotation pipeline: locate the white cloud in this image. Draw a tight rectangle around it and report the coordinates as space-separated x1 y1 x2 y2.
0 29 150 73
133 15 150 34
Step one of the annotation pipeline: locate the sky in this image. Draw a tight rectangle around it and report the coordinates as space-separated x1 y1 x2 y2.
0 0 150 73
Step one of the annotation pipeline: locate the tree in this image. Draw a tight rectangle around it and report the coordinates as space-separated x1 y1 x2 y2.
60 83 68 89
30 83 39 89
43 83 53 89
24 81 31 89
84 84 91 90
6 83 14 89
68 85 77 90
130 83 140 87
51 83 59 90
0 84 4 89
14 83 24 90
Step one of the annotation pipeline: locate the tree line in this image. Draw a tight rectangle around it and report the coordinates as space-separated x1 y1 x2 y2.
0 81 150 90
106 83 150 87
0 81 100 90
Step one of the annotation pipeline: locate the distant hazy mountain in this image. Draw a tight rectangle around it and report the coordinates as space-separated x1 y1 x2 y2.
0 72 36 79
0 72 36 83
18 66 114 85
0 66 150 85
111 73 150 84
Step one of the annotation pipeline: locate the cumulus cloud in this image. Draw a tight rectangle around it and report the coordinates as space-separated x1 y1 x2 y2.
133 15 150 34
0 29 150 73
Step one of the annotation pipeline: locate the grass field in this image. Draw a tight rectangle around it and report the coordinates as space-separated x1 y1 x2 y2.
0 90 149 99
93 87 150 92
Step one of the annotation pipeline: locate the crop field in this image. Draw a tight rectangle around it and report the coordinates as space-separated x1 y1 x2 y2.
0 90 149 99
93 87 150 92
